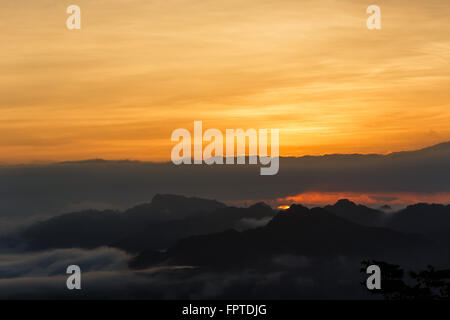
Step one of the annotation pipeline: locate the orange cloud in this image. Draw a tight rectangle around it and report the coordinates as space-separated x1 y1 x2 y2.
277 191 450 207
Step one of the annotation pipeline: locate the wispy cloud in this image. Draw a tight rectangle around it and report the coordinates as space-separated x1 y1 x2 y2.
1 0 450 162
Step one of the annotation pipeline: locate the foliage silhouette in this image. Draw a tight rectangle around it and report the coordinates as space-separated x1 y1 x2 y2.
362 260 450 300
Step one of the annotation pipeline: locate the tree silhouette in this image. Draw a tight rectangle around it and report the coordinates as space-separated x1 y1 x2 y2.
361 260 450 300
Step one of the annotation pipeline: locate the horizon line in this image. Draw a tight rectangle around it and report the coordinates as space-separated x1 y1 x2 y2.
1 140 449 167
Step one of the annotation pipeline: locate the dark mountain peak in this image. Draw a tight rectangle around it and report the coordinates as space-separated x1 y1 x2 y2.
285 203 309 213
325 198 377 214
267 204 309 228
417 141 450 152
125 194 227 219
151 194 225 211
247 202 273 213
267 205 345 231
387 141 450 159
388 202 450 233
403 203 446 211
249 201 270 209
334 199 357 207
324 199 384 227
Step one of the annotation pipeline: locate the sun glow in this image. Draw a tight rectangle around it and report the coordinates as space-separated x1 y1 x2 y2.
277 192 450 207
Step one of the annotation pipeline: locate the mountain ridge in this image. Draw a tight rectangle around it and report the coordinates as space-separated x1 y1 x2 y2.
3 141 449 167
130 204 430 269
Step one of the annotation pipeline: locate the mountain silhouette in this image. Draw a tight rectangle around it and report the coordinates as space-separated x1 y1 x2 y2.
130 204 429 269
387 203 450 235
19 194 450 274
22 194 274 252
324 200 450 238
324 199 385 226
124 194 226 221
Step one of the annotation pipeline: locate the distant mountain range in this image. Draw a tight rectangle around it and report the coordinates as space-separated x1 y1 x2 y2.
15 194 450 271
3 142 450 299
21 194 274 253
130 204 428 269
324 199 386 227
1 141 450 218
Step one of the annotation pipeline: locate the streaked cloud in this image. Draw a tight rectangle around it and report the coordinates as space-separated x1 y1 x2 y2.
0 0 449 162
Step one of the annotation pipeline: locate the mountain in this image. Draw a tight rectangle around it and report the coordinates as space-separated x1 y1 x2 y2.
387 203 450 234
2 141 450 219
130 204 429 269
387 141 450 159
324 199 450 237
124 194 226 221
324 199 386 226
21 194 274 252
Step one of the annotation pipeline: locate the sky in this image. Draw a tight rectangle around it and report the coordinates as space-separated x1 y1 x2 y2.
1 0 450 163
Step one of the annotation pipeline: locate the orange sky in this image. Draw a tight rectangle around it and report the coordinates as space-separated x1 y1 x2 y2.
276 192 450 207
1 0 450 163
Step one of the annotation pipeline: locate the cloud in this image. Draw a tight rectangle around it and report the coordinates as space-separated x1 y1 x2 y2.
1 142 450 218
0 246 367 299
234 217 272 231
0 247 130 279
0 251 376 299
1 0 450 163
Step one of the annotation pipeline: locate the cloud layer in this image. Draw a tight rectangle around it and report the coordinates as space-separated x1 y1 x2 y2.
1 142 450 218
0 248 370 299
